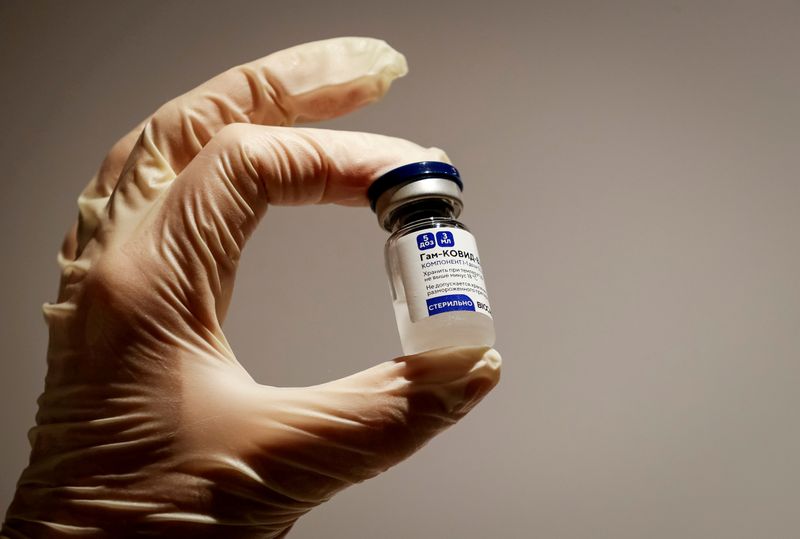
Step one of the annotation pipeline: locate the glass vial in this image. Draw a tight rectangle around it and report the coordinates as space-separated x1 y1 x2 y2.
367 162 495 355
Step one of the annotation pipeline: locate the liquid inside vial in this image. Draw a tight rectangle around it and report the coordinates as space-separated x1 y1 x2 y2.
386 220 495 355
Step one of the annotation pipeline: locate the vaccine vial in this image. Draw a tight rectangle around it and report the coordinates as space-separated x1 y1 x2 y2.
368 161 495 355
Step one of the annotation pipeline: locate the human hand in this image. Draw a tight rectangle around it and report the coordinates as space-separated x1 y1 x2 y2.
1 37 501 538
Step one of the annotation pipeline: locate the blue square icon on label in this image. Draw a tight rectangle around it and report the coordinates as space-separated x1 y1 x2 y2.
417 233 436 250
436 231 455 247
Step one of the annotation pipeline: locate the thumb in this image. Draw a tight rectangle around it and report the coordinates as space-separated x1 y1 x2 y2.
248 347 501 504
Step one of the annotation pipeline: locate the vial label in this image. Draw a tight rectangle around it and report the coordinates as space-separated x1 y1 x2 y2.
397 226 492 322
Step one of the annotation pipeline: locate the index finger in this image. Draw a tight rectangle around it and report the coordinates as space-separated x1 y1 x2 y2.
74 37 407 253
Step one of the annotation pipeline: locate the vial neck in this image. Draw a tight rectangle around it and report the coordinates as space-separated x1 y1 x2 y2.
386 198 459 232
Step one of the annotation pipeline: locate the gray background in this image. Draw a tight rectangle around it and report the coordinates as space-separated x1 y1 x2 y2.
2 1 799 537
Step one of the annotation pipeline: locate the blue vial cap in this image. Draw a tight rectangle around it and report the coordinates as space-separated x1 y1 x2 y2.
367 161 462 212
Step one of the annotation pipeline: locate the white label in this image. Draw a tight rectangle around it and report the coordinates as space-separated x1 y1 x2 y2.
397 226 492 322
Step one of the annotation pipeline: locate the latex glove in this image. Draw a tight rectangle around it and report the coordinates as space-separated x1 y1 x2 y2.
1 37 501 538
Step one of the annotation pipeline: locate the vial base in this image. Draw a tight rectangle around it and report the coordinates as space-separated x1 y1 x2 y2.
393 299 495 356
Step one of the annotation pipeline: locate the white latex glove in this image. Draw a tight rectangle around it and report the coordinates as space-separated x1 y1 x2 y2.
1 37 501 538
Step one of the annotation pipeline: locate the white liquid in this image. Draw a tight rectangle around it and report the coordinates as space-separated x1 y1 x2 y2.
385 219 495 356
393 298 496 355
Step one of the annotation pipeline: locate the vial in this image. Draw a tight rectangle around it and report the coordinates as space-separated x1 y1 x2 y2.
368 161 495 355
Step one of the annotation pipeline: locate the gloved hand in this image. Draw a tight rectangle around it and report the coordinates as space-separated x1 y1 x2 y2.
1 37 501 538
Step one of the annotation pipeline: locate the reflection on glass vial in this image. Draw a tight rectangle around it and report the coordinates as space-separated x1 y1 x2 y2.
368 162 495 355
